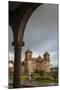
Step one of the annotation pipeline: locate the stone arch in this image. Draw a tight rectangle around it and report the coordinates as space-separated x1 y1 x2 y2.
17 5 40 42
9 1 42 88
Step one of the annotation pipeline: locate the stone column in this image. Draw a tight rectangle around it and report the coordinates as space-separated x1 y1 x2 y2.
12 41 24 88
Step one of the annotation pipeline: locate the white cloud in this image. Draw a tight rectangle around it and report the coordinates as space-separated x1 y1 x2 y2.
9 52 14 61
49 51 58 67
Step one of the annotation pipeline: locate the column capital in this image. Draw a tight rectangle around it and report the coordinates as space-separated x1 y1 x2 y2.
12 41 24 48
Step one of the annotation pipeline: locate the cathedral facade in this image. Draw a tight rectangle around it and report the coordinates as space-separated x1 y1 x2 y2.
21 49 51 75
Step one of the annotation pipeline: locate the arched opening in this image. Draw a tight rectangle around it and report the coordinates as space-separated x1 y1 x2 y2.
9 25 14 61
22 4 58 67
9 25 14 84
21 4 58 86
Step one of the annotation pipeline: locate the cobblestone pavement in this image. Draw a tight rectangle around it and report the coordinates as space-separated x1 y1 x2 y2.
9 80 58 89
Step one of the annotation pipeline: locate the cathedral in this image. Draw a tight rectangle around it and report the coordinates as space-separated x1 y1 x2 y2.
21 49 51 75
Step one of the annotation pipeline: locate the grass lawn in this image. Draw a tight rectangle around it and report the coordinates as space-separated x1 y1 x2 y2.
9 75 58 84
21 75 28 80
34 77 58 83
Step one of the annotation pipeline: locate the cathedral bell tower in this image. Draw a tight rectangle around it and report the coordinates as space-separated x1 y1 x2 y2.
25 49 32 60
24 49 32 75
43 52 50 61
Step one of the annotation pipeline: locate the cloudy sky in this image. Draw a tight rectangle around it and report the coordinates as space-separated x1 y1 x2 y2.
9 4 58 67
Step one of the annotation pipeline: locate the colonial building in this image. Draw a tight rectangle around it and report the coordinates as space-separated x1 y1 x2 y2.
21 49 51 75
9 50 51 75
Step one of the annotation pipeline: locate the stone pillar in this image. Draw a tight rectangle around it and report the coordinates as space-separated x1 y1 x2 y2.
12 41 24 88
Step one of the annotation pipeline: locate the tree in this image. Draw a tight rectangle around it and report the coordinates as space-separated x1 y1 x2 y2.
34 69 39 73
